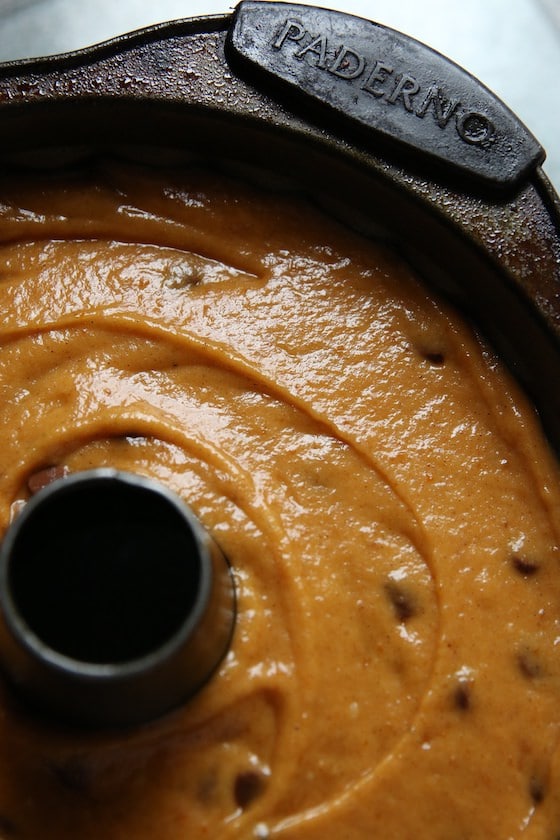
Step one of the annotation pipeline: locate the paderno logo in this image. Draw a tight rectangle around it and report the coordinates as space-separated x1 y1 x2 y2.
229 1 544 189
272 18 494 148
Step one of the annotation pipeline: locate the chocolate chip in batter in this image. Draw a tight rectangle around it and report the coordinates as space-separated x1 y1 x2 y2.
422 351 446 366
529 775 546 805
384 581 417 622
511 556 540 577
27 464 69 496
452 681 472 712
517 648 544 680
233 770 266 810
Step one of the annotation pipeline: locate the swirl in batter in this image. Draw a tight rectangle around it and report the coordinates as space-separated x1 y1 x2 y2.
0 162 559 839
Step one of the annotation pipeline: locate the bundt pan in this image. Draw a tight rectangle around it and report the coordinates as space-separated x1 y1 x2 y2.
0 1 558 728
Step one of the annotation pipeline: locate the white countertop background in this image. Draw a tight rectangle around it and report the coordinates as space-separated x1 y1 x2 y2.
0 0 559 193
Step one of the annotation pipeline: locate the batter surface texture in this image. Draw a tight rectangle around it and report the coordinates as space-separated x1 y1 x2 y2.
0 163 559 839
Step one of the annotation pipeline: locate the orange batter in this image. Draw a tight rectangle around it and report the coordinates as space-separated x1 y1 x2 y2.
0 161 559 838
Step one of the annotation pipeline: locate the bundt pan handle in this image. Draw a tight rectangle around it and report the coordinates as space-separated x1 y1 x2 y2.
228 2 545 191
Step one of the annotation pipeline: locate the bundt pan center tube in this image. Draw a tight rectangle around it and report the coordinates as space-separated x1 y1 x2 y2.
0 470 236 729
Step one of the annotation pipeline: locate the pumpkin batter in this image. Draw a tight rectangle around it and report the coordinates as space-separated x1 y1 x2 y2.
0 161 559 839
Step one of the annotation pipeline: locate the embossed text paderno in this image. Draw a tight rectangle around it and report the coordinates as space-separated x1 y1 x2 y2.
228 1 544 189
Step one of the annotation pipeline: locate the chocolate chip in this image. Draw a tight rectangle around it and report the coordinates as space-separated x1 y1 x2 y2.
233 771 266 810
517 648 544 680
27 465 69 495
453 681 471 711
423 351 445 365
529 776 545 805
385 581 416 622
511 556 540 577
